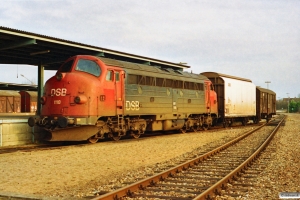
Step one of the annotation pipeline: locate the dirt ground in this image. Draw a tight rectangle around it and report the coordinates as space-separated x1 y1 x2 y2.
0 126 249 199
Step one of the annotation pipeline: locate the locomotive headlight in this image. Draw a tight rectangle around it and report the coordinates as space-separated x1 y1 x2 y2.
56 72 64 81
40 96 47 105
74 95 87 104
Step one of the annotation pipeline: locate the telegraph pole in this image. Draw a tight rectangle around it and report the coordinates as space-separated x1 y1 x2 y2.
265 81 271 89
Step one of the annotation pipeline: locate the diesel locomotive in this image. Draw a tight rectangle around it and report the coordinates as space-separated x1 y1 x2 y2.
28 55 218 143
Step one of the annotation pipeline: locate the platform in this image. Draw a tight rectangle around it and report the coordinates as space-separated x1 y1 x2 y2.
0 113 42 147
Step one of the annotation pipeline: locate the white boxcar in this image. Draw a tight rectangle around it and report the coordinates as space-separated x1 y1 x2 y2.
201 72 256 126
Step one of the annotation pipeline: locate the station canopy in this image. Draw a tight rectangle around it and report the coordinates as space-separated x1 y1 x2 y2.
0 26 190 71
0 82 37 91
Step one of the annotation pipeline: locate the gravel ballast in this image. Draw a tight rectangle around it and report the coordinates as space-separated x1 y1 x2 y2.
0 114 299 199
244 114 300 199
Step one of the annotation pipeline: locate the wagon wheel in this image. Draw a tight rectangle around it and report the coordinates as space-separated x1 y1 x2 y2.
223 121 228 128
242 118 247 126
253 118 258 124
253 117 259 124
87 135 98 144
131 130 141 139
202 124 209 131
108 132 121 141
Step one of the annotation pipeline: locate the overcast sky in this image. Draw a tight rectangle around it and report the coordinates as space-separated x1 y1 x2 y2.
1 0 299 99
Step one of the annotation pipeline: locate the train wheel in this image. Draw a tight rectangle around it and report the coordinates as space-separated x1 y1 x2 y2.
180 126 187 133
242 119 247 126
202 124 209 131
192 125 199 132
88 135 98 144
223 121 228 128
108 132 121 141
131 130 141 139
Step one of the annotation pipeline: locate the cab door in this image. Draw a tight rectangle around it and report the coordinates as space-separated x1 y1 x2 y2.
172 89 178 113
103 69 122 116
114 70 124 115
204 80 211 113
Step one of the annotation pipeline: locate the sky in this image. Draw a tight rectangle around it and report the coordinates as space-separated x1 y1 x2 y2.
0 0 299 99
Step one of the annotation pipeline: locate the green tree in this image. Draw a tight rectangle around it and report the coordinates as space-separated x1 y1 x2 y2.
288 100 300 113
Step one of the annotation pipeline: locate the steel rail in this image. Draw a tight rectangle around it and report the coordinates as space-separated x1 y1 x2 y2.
194 115 286 200
92 123 267 200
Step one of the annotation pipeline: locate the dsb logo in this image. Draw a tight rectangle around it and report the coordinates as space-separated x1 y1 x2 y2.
51 88 67 96
126 101 140 111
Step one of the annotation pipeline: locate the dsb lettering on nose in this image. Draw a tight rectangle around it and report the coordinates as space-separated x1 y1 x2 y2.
51 88 67 96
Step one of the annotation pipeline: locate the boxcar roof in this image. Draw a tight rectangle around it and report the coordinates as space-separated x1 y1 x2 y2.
0 90 20 97
256 87 276 95
20 91 38 97
200 72 252 83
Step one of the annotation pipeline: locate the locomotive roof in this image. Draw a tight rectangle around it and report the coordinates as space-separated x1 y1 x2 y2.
0 26 190 71
99 57 207 81
200 72 252 83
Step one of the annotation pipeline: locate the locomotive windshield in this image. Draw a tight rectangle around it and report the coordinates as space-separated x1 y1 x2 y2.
60 59 74 72
75 59 101 77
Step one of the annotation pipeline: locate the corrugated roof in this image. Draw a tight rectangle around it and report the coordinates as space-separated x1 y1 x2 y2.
201 72 252 82
256 87 276 94
0 82 37 91
0 26 190 71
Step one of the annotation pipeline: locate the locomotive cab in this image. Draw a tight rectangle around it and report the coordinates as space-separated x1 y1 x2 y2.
28 55 126 141
204 80 218 126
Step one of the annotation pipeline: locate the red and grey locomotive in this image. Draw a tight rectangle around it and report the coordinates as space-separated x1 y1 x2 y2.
28 55 218 143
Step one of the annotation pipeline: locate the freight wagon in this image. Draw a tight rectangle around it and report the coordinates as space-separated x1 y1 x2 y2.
0 90 21 113
201 72 257 126
256 87 276 122
19 91 38 113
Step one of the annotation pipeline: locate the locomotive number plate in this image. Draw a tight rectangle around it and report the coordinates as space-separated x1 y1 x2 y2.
54 100 61 104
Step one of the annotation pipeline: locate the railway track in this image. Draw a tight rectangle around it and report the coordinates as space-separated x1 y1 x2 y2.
92 116 285 200
0 140 100 154
0 122 262 155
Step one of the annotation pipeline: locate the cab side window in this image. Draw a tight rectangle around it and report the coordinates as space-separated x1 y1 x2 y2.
106 70 113 81
115 72 120 82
